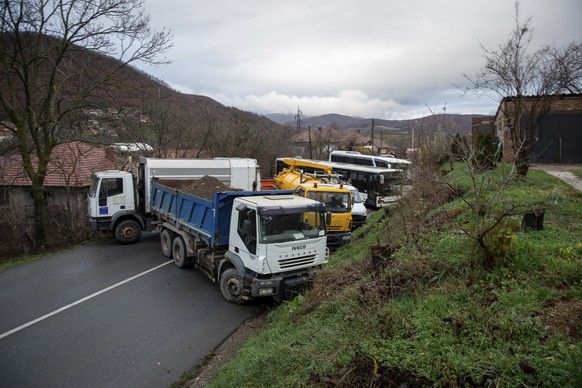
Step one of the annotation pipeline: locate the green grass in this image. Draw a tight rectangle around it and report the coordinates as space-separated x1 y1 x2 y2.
207 165 582 387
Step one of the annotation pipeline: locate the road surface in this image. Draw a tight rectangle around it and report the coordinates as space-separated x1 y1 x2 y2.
0 233 261 387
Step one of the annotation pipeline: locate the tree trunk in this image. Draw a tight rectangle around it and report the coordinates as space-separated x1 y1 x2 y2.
512 127 532 177
31 178 47 249
477 237 495 270
515 157 530 176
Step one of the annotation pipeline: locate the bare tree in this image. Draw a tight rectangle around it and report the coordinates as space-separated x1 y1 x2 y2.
443 137 553 269
312 126 335 159
0 0 172 248
402 123 549 271
463 1 581 176
201 108 291 177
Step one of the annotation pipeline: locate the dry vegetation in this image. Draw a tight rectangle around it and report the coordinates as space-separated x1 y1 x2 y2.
202 139 581 387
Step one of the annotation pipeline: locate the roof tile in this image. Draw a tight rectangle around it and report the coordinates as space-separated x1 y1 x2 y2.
0 142 116 187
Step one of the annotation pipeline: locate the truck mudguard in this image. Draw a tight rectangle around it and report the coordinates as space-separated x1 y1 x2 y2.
110 209 146 231
224 251 246 277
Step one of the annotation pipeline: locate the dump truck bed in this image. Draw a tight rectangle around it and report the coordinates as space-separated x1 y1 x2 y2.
150 180 291 247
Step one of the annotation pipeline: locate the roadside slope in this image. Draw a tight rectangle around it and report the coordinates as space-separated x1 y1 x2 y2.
204 165 582 387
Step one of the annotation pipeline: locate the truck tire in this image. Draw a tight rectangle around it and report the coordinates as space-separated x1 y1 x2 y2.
160 229 175 258
115 219 142 244
172 236 192 268
219 268 247 305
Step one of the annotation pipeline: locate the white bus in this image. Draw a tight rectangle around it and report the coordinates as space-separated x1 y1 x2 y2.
275 158 408 208
329 150 411 170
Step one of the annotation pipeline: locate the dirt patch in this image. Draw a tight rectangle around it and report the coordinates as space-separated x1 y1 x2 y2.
541 297 582 342
313 352 434 387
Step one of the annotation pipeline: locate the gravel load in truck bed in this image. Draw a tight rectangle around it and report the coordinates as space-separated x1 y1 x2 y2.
180 175 240 200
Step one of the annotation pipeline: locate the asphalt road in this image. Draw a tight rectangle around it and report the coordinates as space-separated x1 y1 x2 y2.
0 233 261 387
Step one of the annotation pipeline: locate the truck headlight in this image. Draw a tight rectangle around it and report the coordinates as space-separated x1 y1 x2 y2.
259 288 274 296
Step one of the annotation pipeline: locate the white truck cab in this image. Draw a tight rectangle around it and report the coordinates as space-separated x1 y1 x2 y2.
88 170 142 243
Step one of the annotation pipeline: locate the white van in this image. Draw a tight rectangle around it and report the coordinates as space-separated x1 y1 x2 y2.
344 184 367 228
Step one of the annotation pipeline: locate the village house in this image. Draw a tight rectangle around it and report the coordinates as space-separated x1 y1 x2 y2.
0 142 118 226
493 94 582 164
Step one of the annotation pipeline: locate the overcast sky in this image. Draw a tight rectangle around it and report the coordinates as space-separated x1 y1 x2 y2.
139 0 581 120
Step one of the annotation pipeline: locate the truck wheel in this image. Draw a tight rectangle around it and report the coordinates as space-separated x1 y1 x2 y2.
160 229 175 258
219 268 247 305
172 236 192 268
115 220 141 244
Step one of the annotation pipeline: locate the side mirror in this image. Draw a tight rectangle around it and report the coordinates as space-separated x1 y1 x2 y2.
326 211 332 225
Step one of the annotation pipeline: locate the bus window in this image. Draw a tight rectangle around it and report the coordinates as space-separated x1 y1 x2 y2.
374 159 390 168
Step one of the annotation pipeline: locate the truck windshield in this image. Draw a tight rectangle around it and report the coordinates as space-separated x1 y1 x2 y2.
349 189 362 203
307 191 351 213
259 211 325 243
89 175 99 198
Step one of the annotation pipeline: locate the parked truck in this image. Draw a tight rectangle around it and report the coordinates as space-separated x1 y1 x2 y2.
273 158 352 248
150 179 329 303
88 157 260 244
274 158 368 228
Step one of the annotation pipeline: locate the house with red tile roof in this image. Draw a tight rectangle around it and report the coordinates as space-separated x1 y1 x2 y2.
0 142 118 219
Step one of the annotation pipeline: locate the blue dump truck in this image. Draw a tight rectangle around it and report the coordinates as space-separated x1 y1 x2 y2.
149 179 329 304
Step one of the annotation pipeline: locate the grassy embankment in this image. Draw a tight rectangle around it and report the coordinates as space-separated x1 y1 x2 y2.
209 164 581 386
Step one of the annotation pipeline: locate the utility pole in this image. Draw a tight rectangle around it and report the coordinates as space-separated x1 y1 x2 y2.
412 125 415 150
370 118 375 153
295 106 303 131
308 126 313 159
409 120 417 150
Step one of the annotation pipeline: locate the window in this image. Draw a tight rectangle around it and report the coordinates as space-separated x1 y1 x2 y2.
89 175 99 198
260 211 325 243
105 178 124 196
0 189 8 206
98 177 124 206
237 209 257 254
375 159 390 168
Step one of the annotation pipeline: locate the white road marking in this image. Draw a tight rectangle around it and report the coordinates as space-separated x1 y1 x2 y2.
0 260 173 340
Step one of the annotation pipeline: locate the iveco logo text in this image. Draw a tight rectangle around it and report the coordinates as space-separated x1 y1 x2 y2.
292 245 307 251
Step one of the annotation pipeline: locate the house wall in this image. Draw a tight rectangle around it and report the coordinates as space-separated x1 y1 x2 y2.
0 186 90 255
495 95 582 163
1 186 88 216
471 116 496 141
495 106 514 163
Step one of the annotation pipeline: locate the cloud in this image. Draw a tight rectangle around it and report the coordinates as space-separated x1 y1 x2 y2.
141 0 582 119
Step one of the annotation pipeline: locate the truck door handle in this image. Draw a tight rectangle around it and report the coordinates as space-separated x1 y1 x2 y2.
235 247 239 253
120 205 125 209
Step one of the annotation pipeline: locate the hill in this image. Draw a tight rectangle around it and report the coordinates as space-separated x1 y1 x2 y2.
0 33 291 172
266 112 480 136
